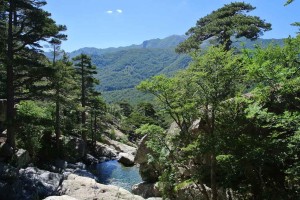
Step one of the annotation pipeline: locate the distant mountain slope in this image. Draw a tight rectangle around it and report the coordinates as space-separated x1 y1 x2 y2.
92 48 190 92
68 35 187 58
44 35 285 104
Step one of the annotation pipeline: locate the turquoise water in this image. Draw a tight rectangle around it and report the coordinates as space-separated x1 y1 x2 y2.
96 160 142 191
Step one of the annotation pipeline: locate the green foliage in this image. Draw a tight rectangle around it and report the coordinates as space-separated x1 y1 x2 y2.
102 88 155 105
16 101 53 159
138 37 300 199
176 2 271 52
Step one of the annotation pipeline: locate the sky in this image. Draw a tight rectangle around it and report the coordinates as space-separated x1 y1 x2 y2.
44 0 300 52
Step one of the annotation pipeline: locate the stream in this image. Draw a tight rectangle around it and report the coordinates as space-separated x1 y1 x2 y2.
95 160 142 191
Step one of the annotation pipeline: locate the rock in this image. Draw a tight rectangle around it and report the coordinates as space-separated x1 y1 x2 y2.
118 152 135 166
138 163 160 183
166 121 181 136
64 136 87 162
0 162 18 181
44 195 78 200
175 183 211 200
60 173 144 200
135 135 160 182
135 135 150 164
132 182 161 198
99 156 110 162
72 169 98 180
19 167 63 198
189 119 200 133
103 136 137 156
12 148 31 168
67 162 86 170
54 159 68 172
93 141 118 158
83 154 99 165
146 198 163 200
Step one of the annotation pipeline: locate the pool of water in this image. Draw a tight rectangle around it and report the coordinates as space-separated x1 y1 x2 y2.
96 160 142 191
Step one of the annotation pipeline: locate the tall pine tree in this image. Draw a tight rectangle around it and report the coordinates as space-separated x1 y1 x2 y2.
2 0 66 149
73 54 99 141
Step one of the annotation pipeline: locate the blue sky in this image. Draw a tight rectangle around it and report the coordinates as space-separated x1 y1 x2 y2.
44 0 300 52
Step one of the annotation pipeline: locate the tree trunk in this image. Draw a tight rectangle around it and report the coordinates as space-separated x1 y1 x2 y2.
210 108 218 200
93 111 97 147
211 153 218 200
53 45 61 150
5 0 15 150
55 97 60 149
81 56 86 141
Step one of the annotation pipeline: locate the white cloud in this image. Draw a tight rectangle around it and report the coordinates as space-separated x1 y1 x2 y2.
116 9 123 14
106 10 113 14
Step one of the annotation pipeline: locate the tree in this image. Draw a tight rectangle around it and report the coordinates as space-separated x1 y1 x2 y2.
176 2 271 53
138 46 243 200
89 95 106 147
0 1 5 98
2 0 66 149
50 53 77 149
73 54 99 141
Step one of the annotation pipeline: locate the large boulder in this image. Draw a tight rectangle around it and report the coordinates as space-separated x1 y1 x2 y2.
12 148 31 168
132 182 161 198
0 167 63 200
93 141 118 159
60 173 144 200
19 167 63 198
83 154 99 165
103 136 137 156
135 135 160 182
118 152 135 166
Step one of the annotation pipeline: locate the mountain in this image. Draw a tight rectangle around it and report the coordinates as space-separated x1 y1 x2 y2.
68 35 187 58
45 35 285 104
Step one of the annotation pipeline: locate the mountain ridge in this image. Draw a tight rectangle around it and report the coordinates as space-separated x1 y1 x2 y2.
45 35 285 104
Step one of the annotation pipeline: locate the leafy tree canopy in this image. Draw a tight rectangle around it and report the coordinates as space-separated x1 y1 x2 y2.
176 2 271 53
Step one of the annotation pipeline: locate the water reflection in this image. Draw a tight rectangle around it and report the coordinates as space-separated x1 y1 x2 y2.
96 160 142 191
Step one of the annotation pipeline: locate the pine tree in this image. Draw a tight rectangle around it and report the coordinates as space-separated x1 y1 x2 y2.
3 0 66 149
176 2 271 53
73 54 99 141
50 53 77 149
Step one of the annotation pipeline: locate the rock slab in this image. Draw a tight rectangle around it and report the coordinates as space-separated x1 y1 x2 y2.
59 174 145 200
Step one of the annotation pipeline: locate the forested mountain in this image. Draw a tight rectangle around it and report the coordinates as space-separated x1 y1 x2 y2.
45 35 284 104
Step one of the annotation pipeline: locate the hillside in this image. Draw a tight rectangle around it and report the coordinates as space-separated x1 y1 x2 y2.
45 35 284 104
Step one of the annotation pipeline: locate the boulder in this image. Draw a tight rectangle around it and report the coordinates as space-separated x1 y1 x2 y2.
132 182 161 198
83 154 99 165
135 135 150 164
60 173 144 200
93 141 118 158
118 152 135 166
135 135 159 182
44 195 78 200
0 162 18 181
12 148 31 168
19 167 63 198
67 162 86 170
103 136 137 156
